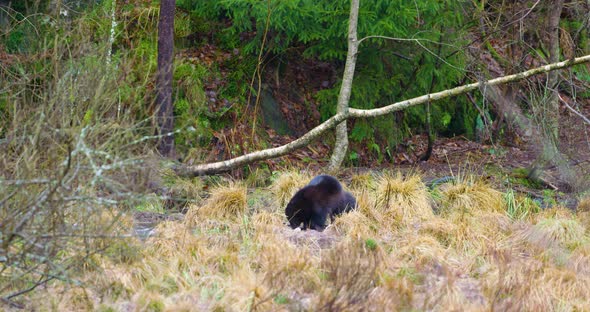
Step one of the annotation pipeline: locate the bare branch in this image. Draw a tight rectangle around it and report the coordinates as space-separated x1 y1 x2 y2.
176 112 349 176
558 94 590 125
177 54 590 176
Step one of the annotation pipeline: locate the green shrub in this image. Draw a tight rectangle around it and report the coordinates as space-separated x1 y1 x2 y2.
179 0 473 157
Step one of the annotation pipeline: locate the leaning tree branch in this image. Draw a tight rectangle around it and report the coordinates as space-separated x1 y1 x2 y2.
349 55 590 118
178 54 590 176
176 112 350 177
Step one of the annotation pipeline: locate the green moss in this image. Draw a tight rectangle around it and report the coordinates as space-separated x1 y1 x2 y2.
507 168 542 189
274 294 290 304
134 195 165 213
146 299 165 312
365 238 378 250
96 305 117 312
104 238 142 264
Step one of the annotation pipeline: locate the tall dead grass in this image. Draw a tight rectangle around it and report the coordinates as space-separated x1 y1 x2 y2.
8 168 590 311
375 172 434 227
439 178 506 220
184 182 248 226
271 171 313 208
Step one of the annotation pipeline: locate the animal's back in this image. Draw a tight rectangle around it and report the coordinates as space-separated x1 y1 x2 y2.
285 174 356 231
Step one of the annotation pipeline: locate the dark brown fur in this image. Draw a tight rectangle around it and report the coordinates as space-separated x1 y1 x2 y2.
285 175 356 231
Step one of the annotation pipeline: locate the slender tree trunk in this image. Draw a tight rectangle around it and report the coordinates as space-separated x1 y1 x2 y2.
420 29 445 162
530 0 578 190
545 0 564 142
329 0 360 171
156 0 176 158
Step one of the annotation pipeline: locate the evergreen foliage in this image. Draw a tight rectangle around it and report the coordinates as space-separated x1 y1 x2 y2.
178 0 476 158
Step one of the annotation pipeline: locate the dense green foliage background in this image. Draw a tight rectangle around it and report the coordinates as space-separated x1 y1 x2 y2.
1 0 588 164
178 0 476 160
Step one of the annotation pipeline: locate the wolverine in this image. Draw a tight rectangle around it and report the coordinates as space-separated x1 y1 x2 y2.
285 175 356 231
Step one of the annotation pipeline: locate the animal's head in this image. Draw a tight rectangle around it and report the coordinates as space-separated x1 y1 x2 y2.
285 201 303 229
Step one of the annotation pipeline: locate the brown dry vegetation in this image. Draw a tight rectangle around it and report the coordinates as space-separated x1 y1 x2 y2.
8 170 590 311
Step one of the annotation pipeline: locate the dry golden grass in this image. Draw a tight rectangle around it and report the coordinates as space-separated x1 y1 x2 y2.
145 221 204 258
17 170 590 312
354 189 380 220
332 210 377 238
439 178 505 223
518 216 586 250
391 227 448 267
331 191 380 237
577 197 590 231
534 205 575 221
375 172 433 226
419 216 459 247
349 171 376 192
578 196 590 213
316 238 382 310
184 181 247 226
251 210 286 231
271 171 312 208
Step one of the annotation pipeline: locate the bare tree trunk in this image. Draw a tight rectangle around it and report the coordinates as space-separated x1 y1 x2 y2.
420 30 445 162
176 54 590 176
529 0 578 190
545 0 564 142
156 0 176 158
328 0 360 171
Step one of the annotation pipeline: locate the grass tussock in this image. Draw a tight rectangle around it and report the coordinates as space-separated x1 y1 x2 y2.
223 234 318 311
184 182 247 225
577 197 590 230
251 210 286 231
535 206 575 221
145 221 204 258
349 171 377 192
332 191 379 237
429 211 515 253
439 178 505 222
271 171 312 208
375 172 433 225
316 238 382 310
332 210 378 237
578 196 590 213
505 190 541 221
394 233 448 267
519 216 586 250
419 216 459 247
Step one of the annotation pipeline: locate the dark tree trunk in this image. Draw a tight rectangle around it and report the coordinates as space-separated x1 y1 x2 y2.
156 0 176 158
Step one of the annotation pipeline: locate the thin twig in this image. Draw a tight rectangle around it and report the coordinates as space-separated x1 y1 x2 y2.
0 297 24 310
558 94 590 125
